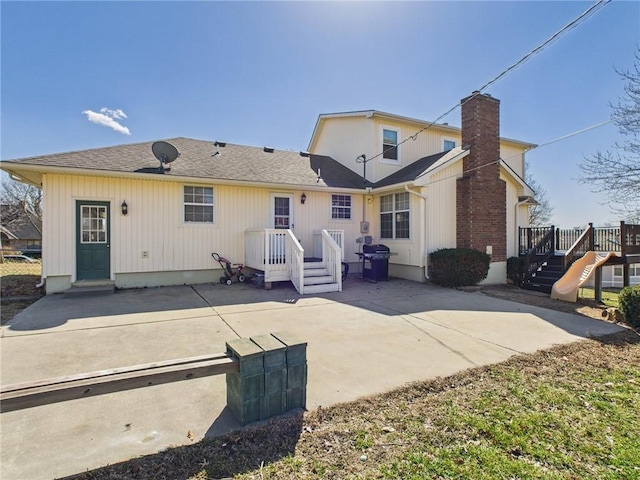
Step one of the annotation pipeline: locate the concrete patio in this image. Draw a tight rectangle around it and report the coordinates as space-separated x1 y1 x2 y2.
0 278 625 480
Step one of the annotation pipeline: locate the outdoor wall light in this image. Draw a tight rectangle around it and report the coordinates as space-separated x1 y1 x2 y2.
121 200 128 216
300 193 307 204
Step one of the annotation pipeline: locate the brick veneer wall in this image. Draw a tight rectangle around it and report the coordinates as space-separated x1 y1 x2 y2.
456 92 507 262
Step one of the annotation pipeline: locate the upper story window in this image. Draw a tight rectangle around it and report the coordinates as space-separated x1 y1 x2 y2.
443 139 456 151
331 194 352 219
382 128 399 161
380 192 410 239
184 185 214 223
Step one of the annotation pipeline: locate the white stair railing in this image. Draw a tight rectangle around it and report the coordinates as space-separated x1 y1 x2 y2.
286 232 304 294
325 229 345 259
320 229 342 292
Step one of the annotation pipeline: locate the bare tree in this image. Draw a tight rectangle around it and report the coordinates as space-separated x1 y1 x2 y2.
580 50 640 222
1 178 43 235
525 167 554 227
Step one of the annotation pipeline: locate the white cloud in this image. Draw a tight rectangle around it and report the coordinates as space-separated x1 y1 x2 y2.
100 107 127 120
82 107 130 135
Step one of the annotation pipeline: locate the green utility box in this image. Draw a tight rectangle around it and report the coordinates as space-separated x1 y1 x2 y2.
226 332 307 425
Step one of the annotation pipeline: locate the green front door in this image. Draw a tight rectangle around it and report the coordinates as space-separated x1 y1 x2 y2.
76 201 110 281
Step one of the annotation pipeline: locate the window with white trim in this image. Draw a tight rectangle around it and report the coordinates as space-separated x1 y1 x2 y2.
380 192 410 239
331 194 352 219
382 128 399 161
184 185 214 223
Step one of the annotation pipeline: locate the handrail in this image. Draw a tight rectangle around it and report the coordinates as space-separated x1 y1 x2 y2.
519 226 555 256
522 226 555 284
563 223 594 270
286 230 305 294
320 229 342 292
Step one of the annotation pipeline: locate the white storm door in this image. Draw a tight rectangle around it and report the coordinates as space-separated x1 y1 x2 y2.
271 194 294 230
270 194 294 263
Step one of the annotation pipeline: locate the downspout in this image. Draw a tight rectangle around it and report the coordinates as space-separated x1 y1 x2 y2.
404 186 429 279
514 196 537 256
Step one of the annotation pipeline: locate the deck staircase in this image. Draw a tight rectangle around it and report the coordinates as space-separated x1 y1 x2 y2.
302 260 340 294
523 255 564 294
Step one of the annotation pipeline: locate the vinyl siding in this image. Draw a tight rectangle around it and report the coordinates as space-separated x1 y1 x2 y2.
42 174 364 282
311 116 373 173
311 115 527 188
425 162 461 252
504 175 519 258
500 144 526 179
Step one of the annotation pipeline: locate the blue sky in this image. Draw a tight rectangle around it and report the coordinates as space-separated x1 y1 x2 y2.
1 1 638 227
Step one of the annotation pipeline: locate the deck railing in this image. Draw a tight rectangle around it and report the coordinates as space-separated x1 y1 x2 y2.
519 226 555 256
622 222 640 256
245 229 304 287
520 225 633 256
245 229 344 294
555 227 620 252
562 223 594 270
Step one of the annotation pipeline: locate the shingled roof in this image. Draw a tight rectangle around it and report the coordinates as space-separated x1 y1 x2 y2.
373 151 450 188
0 207 41 240
2 137 366 189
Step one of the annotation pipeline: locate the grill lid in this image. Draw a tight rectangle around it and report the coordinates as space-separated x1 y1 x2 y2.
363 244 390 253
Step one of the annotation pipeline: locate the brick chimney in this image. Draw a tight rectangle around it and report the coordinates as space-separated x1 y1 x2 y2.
456 92 506 263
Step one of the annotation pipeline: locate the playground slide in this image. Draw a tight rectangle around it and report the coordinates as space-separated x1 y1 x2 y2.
551 251 618 303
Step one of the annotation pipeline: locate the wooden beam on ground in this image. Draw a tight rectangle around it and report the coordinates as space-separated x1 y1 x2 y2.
0 353 238 413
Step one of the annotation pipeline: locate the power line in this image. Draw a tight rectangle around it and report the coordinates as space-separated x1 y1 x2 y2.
362 0 611 165
529 119 613 150
418 118 614 188
477 0 610 93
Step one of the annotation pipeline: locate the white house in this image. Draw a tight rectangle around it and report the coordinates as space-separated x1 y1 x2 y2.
0 92 536 295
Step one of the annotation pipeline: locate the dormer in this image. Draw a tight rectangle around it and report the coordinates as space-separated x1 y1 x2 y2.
308 110 532 185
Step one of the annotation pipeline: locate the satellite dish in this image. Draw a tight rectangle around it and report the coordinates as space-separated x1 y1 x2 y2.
152 141 180 173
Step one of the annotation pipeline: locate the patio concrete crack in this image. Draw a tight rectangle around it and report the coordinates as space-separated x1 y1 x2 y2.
404 311 523 354
363 297 523 357
190 286 241 338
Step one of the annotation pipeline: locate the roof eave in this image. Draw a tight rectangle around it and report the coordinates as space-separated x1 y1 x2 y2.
0 162 367 193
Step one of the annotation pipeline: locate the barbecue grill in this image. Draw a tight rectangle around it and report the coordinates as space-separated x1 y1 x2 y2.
357 244 392 281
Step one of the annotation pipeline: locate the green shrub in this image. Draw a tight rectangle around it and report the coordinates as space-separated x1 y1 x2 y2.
619 285 640 328
507 256 525 287
430 248 491 288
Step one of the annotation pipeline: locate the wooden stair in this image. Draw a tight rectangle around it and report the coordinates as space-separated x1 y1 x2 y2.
302 261 340 294
523 255 564 294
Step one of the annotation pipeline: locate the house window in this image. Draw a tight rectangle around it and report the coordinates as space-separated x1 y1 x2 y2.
615 264 640 276
380 192 410 239
331 194 352 219
80 205 107 243
184 185 214 223
382 128 398 161
443 139 456 151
